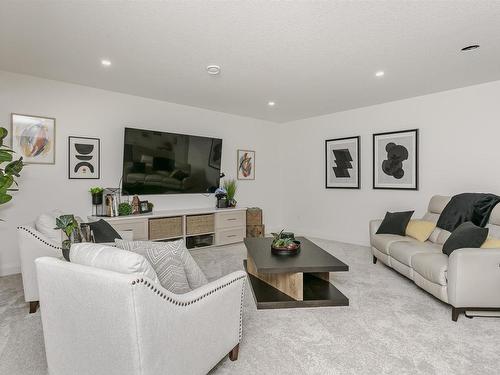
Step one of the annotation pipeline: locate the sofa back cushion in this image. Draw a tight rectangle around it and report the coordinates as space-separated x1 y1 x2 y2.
70 243 159 283
427 195 451 215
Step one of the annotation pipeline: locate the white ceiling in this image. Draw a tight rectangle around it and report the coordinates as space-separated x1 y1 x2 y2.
1 1 500 123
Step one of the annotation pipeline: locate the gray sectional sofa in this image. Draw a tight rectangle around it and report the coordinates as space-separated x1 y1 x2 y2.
370 195 500 321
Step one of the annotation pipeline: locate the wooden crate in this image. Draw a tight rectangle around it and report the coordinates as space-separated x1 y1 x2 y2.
247 224 265 238
186 214 215 235
149 217 183 240
246 207 263 226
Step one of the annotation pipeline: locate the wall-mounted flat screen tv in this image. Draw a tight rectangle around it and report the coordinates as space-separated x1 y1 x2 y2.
122 127 222 195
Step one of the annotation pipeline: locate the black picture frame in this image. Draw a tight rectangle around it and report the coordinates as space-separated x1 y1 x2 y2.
372 129 419 190
68 136 100 180
325 136 360 189
139 200 151 213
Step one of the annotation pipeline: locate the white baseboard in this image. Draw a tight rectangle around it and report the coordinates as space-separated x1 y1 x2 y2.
0 263 21 277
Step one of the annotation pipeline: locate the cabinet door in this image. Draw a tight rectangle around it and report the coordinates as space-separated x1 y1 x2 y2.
110 219 148 240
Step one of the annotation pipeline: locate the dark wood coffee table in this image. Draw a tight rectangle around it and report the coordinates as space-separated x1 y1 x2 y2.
243 237 349 309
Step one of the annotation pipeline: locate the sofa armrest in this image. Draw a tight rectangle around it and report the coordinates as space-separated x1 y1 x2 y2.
18 226 62 302
448 248 500 308
132 270 247 375
369 219 383 237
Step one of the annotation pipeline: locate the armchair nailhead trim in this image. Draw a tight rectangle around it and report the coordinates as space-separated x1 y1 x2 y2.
130 275 246 307
17 226 62 250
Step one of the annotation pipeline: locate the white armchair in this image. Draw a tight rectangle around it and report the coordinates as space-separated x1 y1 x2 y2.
18 222 134 313
17 224 62 313
36 257 247 375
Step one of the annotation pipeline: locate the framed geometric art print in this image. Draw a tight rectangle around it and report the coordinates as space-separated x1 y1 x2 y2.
68 136 100 179
325 136 360 189
373 129 418 190
11 113 56 164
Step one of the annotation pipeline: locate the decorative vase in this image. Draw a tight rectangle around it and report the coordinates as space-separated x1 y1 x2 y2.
92 192 103 205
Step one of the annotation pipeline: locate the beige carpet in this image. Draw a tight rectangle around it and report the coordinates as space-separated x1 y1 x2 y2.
1 238 500 375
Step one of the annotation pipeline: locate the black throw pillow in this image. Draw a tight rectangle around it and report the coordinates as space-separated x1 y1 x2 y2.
88 219 122 243
376 211 414 236
442 221 488 256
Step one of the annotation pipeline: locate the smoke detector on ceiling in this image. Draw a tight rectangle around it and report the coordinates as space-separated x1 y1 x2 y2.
206 65 221 75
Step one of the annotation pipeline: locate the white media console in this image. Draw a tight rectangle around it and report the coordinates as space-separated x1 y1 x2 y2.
88 207 247 249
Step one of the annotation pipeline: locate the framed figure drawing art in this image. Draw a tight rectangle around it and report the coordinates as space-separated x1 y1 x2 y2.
11 113 56 164
373 129 418 190
325 136 360 189
68 136 100 179
237 149 255 180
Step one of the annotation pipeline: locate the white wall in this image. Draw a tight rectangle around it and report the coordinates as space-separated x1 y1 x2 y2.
0 71 282 276
281 80 500 245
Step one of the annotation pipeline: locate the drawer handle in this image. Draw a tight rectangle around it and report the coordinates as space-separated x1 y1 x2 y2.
227 234 237 238
226 218 237 221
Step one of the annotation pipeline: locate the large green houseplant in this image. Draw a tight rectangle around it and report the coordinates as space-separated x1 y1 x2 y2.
0 127 24 212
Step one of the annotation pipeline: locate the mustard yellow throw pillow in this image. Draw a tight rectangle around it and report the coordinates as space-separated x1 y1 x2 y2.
406 220 436 242
481 237 500 249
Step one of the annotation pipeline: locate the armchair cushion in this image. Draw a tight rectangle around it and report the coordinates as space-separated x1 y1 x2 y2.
70 243 159 283
88 219 122 243
35 209 64 245
115 239 198 294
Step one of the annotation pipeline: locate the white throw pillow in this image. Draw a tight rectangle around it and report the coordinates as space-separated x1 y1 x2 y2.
70 243 159 284
35 209 64 245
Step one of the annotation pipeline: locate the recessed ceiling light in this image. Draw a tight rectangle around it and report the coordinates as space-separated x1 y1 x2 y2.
375 71 385 77
268 101 276 107
101 59 112 66
206 65 221 75
461 44 480 52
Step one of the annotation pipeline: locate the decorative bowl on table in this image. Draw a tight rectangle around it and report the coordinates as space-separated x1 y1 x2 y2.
270 230 301 256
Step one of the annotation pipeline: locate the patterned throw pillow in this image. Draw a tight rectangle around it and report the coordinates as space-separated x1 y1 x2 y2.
115 239 191 294
115 239 208 293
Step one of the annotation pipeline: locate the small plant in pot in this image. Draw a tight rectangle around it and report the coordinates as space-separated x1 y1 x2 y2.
89 187 104 205
55 215 81 261
271 230 301 255
222 179 237 208
118 202 132 216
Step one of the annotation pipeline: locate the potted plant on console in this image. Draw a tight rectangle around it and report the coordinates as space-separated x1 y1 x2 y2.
223 179 238 208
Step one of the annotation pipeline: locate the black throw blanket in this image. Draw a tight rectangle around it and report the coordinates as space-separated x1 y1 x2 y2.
436 193 500 232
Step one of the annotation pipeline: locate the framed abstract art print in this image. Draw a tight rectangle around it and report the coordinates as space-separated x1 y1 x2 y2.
325 136 360 189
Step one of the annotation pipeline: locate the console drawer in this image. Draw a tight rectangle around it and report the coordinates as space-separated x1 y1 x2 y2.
215 210 246 229
216 227 246 246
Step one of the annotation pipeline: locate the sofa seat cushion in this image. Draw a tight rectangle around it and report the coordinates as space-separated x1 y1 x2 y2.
412 253 449 286
389 241 442 267
371 234 414 255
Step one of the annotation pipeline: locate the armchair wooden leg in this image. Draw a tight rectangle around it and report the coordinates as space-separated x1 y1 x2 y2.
372 256 377 264
29 301 39 314
452 307 463 322
229 343 239 361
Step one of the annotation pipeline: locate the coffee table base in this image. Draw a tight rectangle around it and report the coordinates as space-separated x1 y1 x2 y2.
243 260 349 309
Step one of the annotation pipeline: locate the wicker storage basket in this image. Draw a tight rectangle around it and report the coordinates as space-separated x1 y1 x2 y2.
149 217 183 240
186 214 215 235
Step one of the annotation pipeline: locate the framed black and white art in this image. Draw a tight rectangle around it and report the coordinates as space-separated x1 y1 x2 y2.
325 136 360 189
373 129 418 190
68 136 100 179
